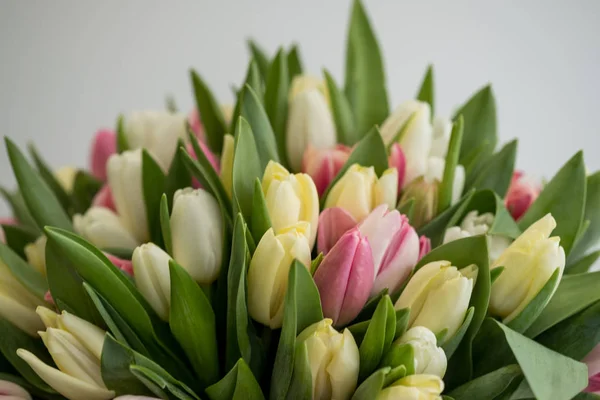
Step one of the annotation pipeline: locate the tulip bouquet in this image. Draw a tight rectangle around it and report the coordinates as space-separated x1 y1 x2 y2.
1 2 600 400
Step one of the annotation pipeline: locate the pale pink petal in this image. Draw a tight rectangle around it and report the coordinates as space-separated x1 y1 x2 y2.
388 143 406 194
317 207 358 255
89 129 116 181
91 184 116 212
104 253 133 277
418 235 432 260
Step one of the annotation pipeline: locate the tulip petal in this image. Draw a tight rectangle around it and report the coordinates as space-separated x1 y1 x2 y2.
89 129 116 182
317 207 358 255
0 379 32 400
58 312 106 360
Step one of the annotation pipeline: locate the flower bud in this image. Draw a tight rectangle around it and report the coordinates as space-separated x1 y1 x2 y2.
429 117 452 159
584 344 600 379
17 308 114 400
313 228 374 326
377 374 444 400
399 177 438 229
132 243 172 321
505 171 542 221
489 214 565 322
395 261 477 341
219 134 234 198
316 207 358 255
24 235 47 276
297 319 359 400
247 224 312 328
124 111 187 170
325 164 398 223
89 129 116 181
105 253 133 277
286 77 336 171
0 261 45 336
388 143 406 193
393 326 447 377
170 188 223 284
302 144 352 196
262 161 319 248
0 380 32 400
91 184 116 212
54 167 77 194
358 205 420 295
419 236 432 260
188 109 205 142
73 207 140 250
107 149 148 243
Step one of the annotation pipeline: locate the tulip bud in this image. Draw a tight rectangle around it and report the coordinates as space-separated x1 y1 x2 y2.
358 205 420 296
124 111 187 170
286 77 336 171
91 184 116 212
107 149 148 243
316 207 358 255
429 117 452 159
219 134 234 198
388 143 407 193
380 101 432 187
132 243 172 321
247 224 312 328
419 236 432 260
489 214 565 322
105 253 133 277
17 308 114 400
325 164 398 223
505 171 542 221
262 161 319 248
54 167 77 194
296 319 359 400
0 380 32 400
89 129 116 181
24 235 47 276
399 177 438 229
313 228 374 326
170 188 223 284
393 326 447 377
73 207 140 250
0 261 45 336
395 261 477 341
302 144 352 196
377 374 444 400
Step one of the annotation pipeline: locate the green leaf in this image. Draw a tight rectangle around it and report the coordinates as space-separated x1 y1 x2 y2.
358 295 396 381
449 365 523 400
490 266 505 283
442 306 474 359
231 61 263 134
5 138 73 231
467 140 517 197
159 194 172 256
397 198 415 222
525 270 600 338
324 69 357 145
438 116 464 213
142 150 166 245
351 367 389 400
0 242 47 300
169 260 219 388
287 45 303 82
116 114 129 153
416 65 434 116
344 0 389 136
263 48 289 166
206 358 265 400
0 224 37 259
569 171 600 263
232 118 263 224
379 343 414 374
454 85 497 173
250 178 271 251
0 188 38 231
286 342 313 400
71 170 103 214
518 151 586 256
28 144 72 212
567 249 600 274
164 139 191 203
247 39 270 81
190 69 227 154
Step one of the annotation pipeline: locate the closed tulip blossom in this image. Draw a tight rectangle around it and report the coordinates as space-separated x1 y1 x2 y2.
388 143 407 193
0 380 32 400
89 128 116 181
54 167 78 194
17 308 114 400
377 374 444 400
392 326 447 378
316 207 359 255
132 243 172 321
325 164 398 223
395 261 477 342
301 144 352 196
358 205 420 296
313 228 374 326
73 207 140 250
489 214 565 323
247 224 312 328
262 161 319 248
296 319 360 400
419 236 432 260
505 171 542 221
24 235 47 276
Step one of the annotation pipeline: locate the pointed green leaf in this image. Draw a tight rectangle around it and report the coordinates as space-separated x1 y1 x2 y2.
28 144 71 212
264 48 289 166
159 194 172 255
567 249 600 274
324 69 357 145
247 40 270 81
190 69 227 154
164 139 191 203
101 334 153 397
0 242 47 300
142 150 166 245
231 60 263 134
418 189 475 247
569 171 600 263
71 170 103 214
490 266 505 283
165 95 178 113
206 358 265 400
232 118 262 224
358 295 395 381
449 365 522 400
416 65 434 116
287 45 303 82
0 188 37 231
351 367 389 400
467 140 517 197
116 114 128 153
380 343 414 374
438 116 464 213
285 342 313 400
0 224 37 260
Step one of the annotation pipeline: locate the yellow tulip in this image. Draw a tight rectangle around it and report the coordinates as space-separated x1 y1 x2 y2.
54 166 78 194
24 235 47 276
377 374 444 400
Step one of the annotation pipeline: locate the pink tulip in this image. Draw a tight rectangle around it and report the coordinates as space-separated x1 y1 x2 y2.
317 207 358 255
505 171 541 221
388 143 407 194
91 184 116 212
0 380 32 400
105 253 134 276
302 144 352 196
584 344 600 393
358 205 420 296
419 236 431 260
587 373 600 394
188 109 206 142
89 129 117 181
313 228 374 326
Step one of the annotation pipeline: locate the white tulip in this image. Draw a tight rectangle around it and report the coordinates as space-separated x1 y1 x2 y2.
429 117 453 159
24 235 47 276
132 243 172 321
73 207 140 250
377 374 444 400
54 166 78 194
107 150 148 243
395 326 447 378
170 188 223 284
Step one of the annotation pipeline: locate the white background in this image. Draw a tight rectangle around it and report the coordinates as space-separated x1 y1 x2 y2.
1 1 599 214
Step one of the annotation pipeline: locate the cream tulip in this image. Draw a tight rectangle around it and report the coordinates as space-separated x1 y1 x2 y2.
73 207 140 250
0 261 45 336
325 164 398 222
170 188 223 284
262 161 319 247
489 214 565 322
394 326 447 378
132 243 172 321
247 223 312 328
286 76 336 171
54 166 78 194
296 319 359 400
395 261 477 342
377 374 444 400
17 307 114 400
24 235 47 276
107 149 148 243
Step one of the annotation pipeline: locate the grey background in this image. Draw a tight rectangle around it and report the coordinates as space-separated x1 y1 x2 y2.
1 1 599 215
